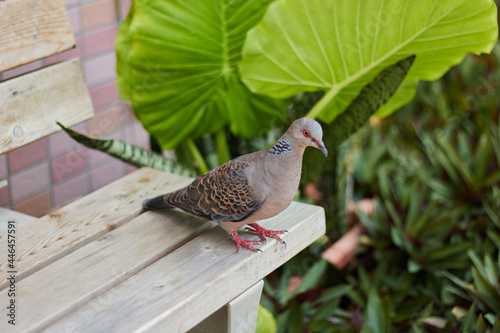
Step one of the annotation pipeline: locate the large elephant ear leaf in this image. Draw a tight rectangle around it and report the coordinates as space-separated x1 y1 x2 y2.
239 0 498 122
116 0 286 150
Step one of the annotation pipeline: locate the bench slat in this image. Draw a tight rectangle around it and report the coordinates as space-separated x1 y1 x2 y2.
44 202 325 333
0 59 94 154
0 208 37 237
0 211 215 332
0 0 75 72
0 168 193 290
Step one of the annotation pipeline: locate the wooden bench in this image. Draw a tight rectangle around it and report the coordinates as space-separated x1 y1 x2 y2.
0 0 326 331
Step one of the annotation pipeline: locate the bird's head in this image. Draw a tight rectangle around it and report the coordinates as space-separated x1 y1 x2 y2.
287 118 328 157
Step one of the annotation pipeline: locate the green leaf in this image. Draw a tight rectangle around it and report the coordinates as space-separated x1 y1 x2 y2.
256 305 277 333
367 289 387 333
487 230 500 250
315 284 353 303
408 259 421 273
347 288 366 308
358 266 372 295
471 267 500 314
391 228 407 251
309 298 340 324
57 123 197 176
475 132 493 180
293 259 327 296
240 0 498 122
435 133 476 185
475 314 487 333
116 0 287 149
288 301 304 333
493 317 500 333
275 308 290 333
461 304 477 332
421 242 472 264
405 183 425 234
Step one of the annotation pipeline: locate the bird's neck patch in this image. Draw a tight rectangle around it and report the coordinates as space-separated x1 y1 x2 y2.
269 138 292 155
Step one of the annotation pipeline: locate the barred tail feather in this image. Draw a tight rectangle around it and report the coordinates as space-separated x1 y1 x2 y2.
142 195 173 210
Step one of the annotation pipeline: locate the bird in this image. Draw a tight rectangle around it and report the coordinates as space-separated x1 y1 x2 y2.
142 117 328 252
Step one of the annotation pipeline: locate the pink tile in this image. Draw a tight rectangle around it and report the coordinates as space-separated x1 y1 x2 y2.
48 122 87 158
51 149 88 183
121 103 135 123
119 0 133 20
88 149 112 169
53 173 90 207
10 162 50 203
126 164 137 174
126 121 150 149
0 154 7 179
89 80 120 111
83 26 118 58
65 0 79 8
8 139 47 173
2 60 44 80
83 52 117 88
13 191 51 217
91 158 126 191
0 187 9 207
44 37 82 65
67 7 82 36
82 0 117 31
88 106 123 137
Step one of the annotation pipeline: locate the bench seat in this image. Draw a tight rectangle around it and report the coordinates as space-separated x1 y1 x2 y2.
0 168 325 332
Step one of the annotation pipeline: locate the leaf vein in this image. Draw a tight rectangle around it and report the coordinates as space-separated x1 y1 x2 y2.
274 8 330 86
333 0 349 78
302 0 334 85
371 0 385 63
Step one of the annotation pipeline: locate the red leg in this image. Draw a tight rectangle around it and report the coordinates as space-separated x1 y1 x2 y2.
231 231 261 252
246 223 286 244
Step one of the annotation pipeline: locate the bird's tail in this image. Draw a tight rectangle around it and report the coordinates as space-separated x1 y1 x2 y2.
142 195 173 210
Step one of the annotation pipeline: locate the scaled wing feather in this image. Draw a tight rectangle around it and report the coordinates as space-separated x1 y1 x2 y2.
163 160 264 222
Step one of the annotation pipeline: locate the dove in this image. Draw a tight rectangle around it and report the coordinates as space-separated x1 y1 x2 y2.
142 117 328 252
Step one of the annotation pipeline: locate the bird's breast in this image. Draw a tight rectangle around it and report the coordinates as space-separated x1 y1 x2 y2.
245 155 302 222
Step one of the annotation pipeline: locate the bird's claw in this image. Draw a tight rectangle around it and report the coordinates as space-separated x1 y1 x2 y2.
246 223 287 245
231 231 261 252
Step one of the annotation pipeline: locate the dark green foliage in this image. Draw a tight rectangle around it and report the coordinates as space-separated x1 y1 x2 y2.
326 56 416 148
261 46 500 332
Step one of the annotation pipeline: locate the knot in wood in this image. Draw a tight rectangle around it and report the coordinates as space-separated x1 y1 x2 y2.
12 124 25 142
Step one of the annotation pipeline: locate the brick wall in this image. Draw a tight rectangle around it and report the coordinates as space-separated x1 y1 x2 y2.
0 0 150 217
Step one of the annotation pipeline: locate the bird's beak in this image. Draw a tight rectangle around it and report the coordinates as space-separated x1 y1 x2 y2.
313 140 328 157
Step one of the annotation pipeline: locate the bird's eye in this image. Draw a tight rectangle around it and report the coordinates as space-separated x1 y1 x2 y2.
302 130 310 137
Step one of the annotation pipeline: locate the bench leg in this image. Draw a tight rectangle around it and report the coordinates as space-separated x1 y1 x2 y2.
227 279 264 333
189 280 264 333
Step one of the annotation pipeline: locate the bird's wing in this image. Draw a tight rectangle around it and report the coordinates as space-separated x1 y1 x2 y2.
164 159 265 222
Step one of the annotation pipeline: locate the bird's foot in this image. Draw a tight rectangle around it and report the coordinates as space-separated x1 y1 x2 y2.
231 231 262 252
246 223 287 248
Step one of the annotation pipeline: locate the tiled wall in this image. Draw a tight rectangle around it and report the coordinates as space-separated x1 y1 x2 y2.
0 0 150 217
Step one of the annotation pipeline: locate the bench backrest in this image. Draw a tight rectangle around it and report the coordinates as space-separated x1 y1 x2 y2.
0 0 94 155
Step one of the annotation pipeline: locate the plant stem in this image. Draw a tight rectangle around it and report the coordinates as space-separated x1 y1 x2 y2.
215 129 231 165
186 139 209 174
305 85 341 120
